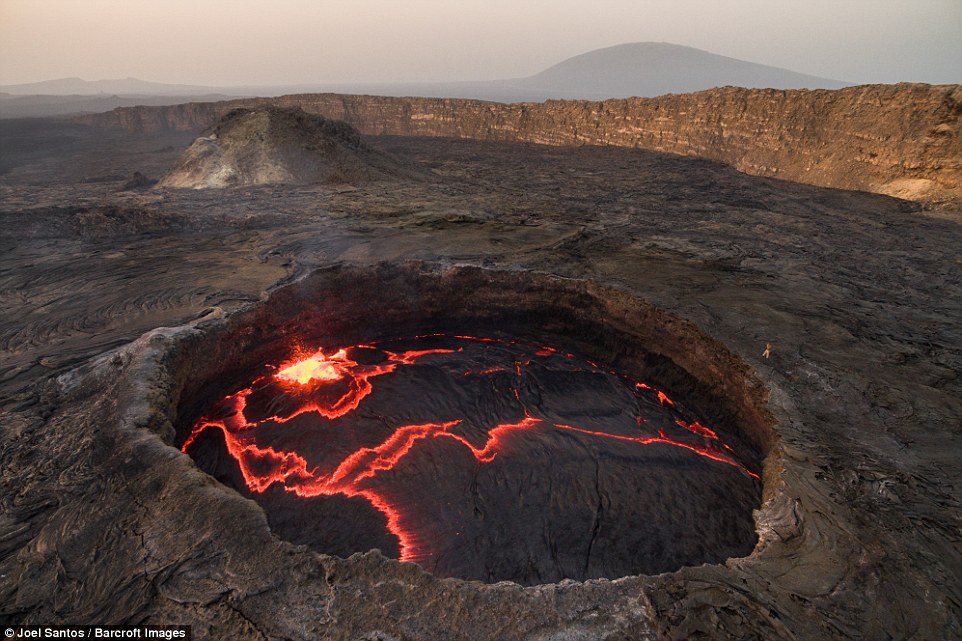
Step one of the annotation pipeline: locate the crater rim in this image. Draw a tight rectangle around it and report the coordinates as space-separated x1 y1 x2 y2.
157 261 780 584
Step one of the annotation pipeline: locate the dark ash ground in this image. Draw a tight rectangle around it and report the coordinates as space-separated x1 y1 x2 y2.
1 118 960 640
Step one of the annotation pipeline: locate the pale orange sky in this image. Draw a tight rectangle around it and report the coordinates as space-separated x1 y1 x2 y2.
1 0 960 86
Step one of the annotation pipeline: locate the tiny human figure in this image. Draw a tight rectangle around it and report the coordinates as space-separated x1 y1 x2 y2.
762 342 772 359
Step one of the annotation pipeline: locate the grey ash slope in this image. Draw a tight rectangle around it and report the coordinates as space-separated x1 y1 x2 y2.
158 106 421 188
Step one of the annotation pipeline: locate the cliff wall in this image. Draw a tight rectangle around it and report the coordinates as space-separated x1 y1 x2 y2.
77 84 962 208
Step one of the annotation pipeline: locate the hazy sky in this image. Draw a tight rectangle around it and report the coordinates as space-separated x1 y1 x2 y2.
1 0 960 86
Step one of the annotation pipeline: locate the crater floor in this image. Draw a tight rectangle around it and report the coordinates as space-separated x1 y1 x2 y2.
1 121 960 639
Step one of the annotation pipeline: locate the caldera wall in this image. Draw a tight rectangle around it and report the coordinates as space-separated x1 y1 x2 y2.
77 84 962 208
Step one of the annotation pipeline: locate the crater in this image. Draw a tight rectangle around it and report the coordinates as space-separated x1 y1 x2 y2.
168 263 774 586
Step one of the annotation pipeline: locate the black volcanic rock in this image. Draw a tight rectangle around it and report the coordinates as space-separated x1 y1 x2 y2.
121 171 156 190
157 106 417 188
1 125 960 640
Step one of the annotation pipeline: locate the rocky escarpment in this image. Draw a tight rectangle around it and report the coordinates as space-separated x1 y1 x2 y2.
78 84 962 208
158 106 415 188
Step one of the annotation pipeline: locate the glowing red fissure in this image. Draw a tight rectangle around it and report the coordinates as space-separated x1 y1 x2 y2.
182 334 759 563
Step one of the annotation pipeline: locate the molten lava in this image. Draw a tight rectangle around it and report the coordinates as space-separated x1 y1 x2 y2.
183 334 760 570
275 348 349 384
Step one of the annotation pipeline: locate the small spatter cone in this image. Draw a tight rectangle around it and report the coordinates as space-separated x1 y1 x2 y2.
158 106 419 189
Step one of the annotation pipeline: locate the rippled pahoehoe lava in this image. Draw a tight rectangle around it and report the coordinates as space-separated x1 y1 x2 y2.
183 333 762 583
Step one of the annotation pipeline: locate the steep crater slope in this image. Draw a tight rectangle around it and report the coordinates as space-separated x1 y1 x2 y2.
158 106 418 188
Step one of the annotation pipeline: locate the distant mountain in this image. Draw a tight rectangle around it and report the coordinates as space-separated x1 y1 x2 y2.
0 43 853 118
0 77 232 96
512 42 850 98
0 93 239 119
0 77 255 118
302 42 851 102
294 43 850 102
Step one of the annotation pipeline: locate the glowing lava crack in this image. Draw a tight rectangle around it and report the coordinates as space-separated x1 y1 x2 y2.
183 334 761 583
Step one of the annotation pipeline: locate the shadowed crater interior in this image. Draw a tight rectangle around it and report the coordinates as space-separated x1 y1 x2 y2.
170 263 773 586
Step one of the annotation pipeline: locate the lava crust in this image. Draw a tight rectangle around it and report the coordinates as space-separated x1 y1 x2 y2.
183 333 761 584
